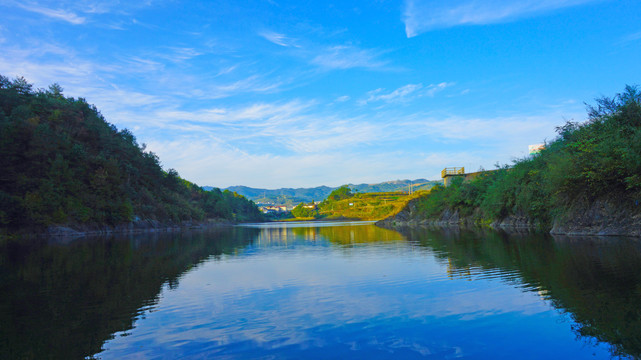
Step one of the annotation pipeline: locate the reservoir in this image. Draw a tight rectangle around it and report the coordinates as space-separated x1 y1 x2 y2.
2 222 640 359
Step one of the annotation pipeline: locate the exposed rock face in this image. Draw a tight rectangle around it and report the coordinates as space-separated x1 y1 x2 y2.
378 195 641 237
376 198 468 228
491 213 541 230
550 197 641 237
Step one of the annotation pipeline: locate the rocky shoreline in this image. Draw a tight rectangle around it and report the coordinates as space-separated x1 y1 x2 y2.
376 196 641 237
6 218 235 238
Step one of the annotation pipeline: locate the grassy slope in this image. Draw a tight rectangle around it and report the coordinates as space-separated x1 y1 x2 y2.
318 191 426 221
224 180 441 205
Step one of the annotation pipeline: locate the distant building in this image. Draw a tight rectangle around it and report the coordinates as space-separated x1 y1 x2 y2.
259 205 290 213
441 167 498 187
528 144 545 155
441 167 465 187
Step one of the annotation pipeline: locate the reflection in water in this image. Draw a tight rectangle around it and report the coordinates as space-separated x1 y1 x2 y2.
1 223 640 359
401 227 641 359
240 221 404 249
0 227 260 359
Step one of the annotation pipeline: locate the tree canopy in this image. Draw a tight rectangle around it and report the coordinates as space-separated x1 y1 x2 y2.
0 75 262 230
326 185 353 201
414 85 641 228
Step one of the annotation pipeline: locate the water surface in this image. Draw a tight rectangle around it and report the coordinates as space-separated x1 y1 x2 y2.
1 222 640 359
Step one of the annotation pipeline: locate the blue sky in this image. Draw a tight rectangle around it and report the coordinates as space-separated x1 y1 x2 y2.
2 0 640 188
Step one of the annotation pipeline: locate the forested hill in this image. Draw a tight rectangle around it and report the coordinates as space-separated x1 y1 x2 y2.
381 86 641 236
216 179 442 205
0 75 263 231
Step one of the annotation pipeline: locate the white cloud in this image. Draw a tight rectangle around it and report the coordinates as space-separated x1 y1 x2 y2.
425 82 452 96
366 84 423 103
160 47 203 62
363 82 452 104
132 100 385 154
121 56 165 73
14 2 86 24
259 31 298 47
146 137 427 188
212 75 283 97
620 30 641 45
402 0 600 37
0 19 586 189
401 114 563 142
311 45 388 70
134 98 580 188
217 65 238 76
256 30 392 73
0 44 117 88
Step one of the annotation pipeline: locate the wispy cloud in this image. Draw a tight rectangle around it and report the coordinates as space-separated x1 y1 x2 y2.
619 30 641 45
11 0 156 20
0 43 117 87
257 29 391 73
144 138 350 188
121 56 165 73
259 31 299 47
217 65 238 76
143 108 567 187
0 0 595 189
363 82 452 104
311 45 388 70
425 82 452 96
398 113 566 144
402 0 599 37
207 74 283 98
161 47 203 62
231 101 310 122
145 136 430 188
365 84 423 103
15 2 86 24
118 99 387 156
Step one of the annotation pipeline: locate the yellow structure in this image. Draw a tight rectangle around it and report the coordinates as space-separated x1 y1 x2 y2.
441 167 464 187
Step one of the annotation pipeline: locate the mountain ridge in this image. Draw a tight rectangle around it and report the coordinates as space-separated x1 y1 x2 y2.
204 179 443 205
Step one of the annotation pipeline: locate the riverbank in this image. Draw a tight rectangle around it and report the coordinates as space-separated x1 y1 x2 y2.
0 76 264 234
377 194 641 237
378 87 641 237
2 218 235 239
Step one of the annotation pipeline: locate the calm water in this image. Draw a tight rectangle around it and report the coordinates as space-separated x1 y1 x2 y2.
2 222 641 359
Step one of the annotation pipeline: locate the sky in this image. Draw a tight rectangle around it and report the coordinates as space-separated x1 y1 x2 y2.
1 0 640 188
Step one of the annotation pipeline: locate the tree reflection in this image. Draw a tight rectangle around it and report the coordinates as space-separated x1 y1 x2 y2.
290 224 403 245
0 227 259 359
400 227 641 359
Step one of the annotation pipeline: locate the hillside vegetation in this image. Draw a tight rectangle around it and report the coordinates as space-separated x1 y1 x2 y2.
223 179 440 205
289 186 424 221
388 86 641 234
0 75 262 231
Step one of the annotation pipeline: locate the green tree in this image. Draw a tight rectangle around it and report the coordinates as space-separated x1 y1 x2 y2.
0 75 264 231
326 185 353 201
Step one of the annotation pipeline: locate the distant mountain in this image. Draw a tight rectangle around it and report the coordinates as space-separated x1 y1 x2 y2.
350 179 438 194
204 179 443 205
222 185 334 206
